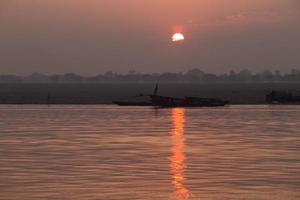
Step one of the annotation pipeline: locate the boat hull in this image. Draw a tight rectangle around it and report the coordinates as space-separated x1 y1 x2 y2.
266 91 300 105
113 84 229 107
150 95 229 107
112 101 153 106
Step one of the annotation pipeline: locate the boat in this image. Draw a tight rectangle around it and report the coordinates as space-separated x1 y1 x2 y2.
149 95 228 107
266 90 300 104
113 84 229 107
112 101 153 106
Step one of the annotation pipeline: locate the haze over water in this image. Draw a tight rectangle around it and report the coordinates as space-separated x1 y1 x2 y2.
0 105 300 199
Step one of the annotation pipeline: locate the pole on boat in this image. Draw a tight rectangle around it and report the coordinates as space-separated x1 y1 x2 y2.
154 82 159 96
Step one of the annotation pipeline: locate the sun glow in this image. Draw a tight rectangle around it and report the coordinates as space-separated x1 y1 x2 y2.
170 108 191 199
172 33 185 42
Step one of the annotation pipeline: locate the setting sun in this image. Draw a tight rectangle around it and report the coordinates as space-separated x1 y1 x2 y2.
172 33 185 42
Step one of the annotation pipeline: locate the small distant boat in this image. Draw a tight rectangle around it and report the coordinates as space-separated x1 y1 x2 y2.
266 90 300 104
113 84 229 107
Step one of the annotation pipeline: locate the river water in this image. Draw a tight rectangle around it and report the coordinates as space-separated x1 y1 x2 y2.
0 105 299 200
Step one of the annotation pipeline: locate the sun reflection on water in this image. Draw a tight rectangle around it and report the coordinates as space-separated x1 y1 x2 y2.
170 108 191 200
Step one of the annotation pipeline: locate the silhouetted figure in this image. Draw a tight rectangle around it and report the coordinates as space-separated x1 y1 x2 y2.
154 83 158 96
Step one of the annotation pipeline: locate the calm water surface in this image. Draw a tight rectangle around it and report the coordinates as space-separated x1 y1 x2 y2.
0 105 299 200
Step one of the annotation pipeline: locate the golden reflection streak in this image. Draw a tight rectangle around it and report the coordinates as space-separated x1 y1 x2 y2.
170 108 191 200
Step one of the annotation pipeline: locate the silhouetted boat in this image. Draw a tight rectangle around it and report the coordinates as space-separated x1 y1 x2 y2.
112 101 153 106
149 95 228 107
266 90 300 104
113 84 229 107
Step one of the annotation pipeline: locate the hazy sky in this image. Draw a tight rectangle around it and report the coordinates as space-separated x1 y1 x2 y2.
0 0 299 75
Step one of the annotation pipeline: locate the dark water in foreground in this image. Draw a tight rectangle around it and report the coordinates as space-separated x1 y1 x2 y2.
0 105 299 200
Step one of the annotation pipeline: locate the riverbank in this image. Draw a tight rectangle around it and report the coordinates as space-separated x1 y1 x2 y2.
0 82 299 104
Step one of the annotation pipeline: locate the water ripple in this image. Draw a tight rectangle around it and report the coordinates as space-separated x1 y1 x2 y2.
0 105 299 200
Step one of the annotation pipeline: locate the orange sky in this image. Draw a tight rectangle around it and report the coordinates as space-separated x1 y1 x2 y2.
0 0 299 74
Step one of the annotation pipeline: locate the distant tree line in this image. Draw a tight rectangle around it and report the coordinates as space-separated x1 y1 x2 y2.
0 69 300 83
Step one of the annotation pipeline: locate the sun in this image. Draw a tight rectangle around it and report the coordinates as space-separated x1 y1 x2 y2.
172 33 185 42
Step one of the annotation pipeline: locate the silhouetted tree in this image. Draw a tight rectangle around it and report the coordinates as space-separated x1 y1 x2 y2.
0 68 299 83
63 73 83 82
185 68 205 82
0 75 22 83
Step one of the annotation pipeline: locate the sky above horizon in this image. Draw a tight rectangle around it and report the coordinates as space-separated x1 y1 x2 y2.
0 0 299 75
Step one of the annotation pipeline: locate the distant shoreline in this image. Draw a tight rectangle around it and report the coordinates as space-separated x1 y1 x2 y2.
0 82 299 105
